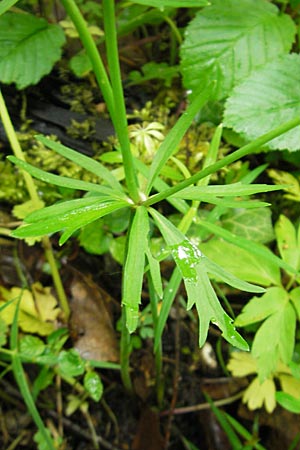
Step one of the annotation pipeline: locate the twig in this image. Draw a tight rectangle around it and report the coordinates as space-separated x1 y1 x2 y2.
160 390 245 416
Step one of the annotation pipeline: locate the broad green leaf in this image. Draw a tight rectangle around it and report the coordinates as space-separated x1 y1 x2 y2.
224 55 300 152
123 206 149 332
0 284 60 336
290 287 300 320
19 336 46 358
199 220 298 275
7 156 127 200
275 215 299 270
57 349 85 377
227 352 257 377
146 84 212 194
84 371 103 402
0 12 65 89
222 208 274 244
70 52 92 77
279 374 300 400
36 135 123 192
0 0 20 16
180 0 295 100
203 257 265 294
79 220 110 255
235 287 288 327
276 392 300 414
252 302 296 380
243 377 276 413
149 209 248 349
200 239 281 287
132 0 209 7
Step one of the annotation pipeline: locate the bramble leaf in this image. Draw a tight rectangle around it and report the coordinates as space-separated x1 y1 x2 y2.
0 12 65 89
180 0 295 100
224 55 300 152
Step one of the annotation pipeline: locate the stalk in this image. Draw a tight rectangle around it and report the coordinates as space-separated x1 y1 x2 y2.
102 0 140 203
0 89 70 319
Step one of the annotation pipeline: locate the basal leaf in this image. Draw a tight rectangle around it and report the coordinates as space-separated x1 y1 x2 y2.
131 0 209 7
235 287 288 327
0 12 65 89
180 0 295 100
252 302 295 381
275 215 300 270
36 136 122 192
8 156 127 200
243 377 276 413
224 55 300 152
222 208 274 244
199 220 298 275
200 239 281 287
123 206 149 333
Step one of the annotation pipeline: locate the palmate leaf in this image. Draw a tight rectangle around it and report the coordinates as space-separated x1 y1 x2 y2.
123 206 149 333
180 0 295 100
149 208 249 350
0 12 65 89
224 55 300 152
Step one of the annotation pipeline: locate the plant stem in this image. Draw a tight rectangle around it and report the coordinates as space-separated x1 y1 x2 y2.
102 0 140 202
143 115 300 207
60 0 115 119
120 309 133 391
0 89 70 319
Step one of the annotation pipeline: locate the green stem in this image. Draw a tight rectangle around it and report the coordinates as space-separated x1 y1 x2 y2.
102 0 140 202
0 89 70 319
120 308 133 391
60 0 115 119
143 116 300 207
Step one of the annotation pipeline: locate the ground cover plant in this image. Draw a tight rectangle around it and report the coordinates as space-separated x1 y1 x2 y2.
1 0 300 448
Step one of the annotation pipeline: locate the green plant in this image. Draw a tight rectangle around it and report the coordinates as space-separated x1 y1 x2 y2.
2 0 300 446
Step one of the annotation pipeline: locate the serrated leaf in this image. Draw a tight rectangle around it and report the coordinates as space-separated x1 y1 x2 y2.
243 376 276 413
84 371 103 402
224 54 300 151
227 351 257 377
235 287 288 327
123 206 149 332
132 0 209 7
19 336 46 358
0 284 60 336
180 0 295 100
290 287 300 320
252 302 296 381
0 12 65 89
58 349 85 377
275 215 300 270
222 208 274 244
